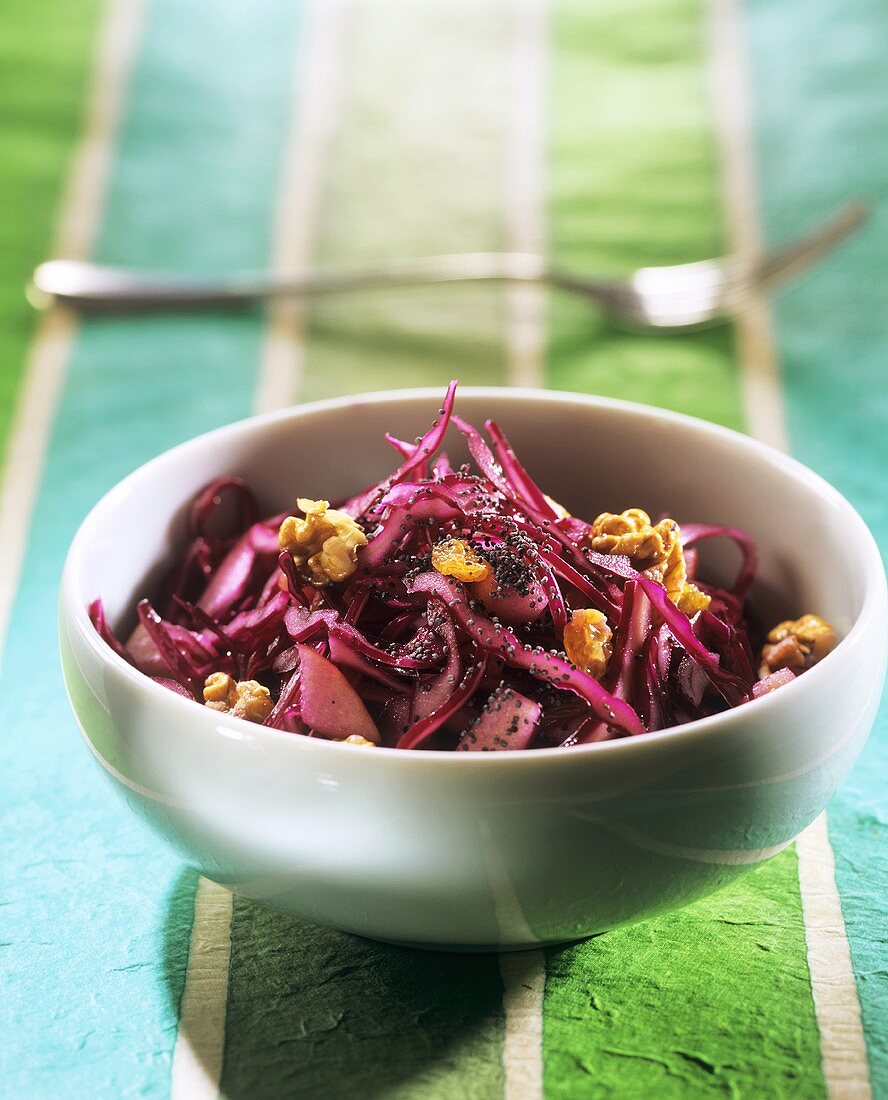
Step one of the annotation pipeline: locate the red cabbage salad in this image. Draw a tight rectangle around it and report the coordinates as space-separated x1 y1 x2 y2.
91 383 838 750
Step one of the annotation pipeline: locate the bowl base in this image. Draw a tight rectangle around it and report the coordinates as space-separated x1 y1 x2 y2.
370 935 588 954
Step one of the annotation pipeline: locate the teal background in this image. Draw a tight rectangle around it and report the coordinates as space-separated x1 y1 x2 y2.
748 0 888 1082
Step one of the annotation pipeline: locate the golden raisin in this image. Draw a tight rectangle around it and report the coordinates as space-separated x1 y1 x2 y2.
203 673 272 723
759 614 837 678
563 609 613 681
543 493 571 520
279 498 367 586
431 538 492 583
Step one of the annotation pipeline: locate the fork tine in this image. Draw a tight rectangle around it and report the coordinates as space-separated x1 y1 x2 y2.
605 200 868 330
754 199 868 289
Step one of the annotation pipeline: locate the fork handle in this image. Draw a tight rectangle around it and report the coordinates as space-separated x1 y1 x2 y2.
31 253 554 313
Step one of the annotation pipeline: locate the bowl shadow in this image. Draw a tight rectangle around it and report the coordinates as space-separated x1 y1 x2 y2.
163 869 507 1099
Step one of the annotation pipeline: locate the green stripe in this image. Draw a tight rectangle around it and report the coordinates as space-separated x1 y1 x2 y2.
545 0 743 428
297 0 513 402
545 851 822 1097
0 0 102 459
221 2 516 1094
541 1 825 1095
223 904 504 1099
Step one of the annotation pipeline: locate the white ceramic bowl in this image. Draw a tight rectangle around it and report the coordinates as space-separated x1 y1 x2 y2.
60 389 886 949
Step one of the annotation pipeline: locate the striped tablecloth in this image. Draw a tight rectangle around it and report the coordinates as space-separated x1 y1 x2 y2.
2 0 885 1095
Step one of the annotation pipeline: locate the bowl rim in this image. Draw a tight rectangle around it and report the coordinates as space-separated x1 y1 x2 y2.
61 385 887 766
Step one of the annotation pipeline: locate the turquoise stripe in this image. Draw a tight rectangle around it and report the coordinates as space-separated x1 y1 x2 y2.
0 0 302 1092
746 0 888 1087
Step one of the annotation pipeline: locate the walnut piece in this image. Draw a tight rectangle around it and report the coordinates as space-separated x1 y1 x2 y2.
647 542 712 615
203 672 273 723
279 498 367 586
759 614 837 679
431 538 492 583
590 508 675 564
563 608 613 681
590 508 710 615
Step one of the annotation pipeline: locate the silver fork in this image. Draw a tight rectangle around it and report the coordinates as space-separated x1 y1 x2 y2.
29 200 865 331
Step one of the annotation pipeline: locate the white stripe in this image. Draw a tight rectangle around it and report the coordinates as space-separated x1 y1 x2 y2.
253 0 347 415
707 0 788 453
500 951 546 1100
500 4 548 1097
797 817 872 1099
0 0 144 663
171 5 347 1095
708 3 871 1096
504 0 547 389
170 879 235 1098
479 822 539 946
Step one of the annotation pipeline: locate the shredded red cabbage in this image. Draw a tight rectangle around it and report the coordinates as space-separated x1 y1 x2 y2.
92 382 814 750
